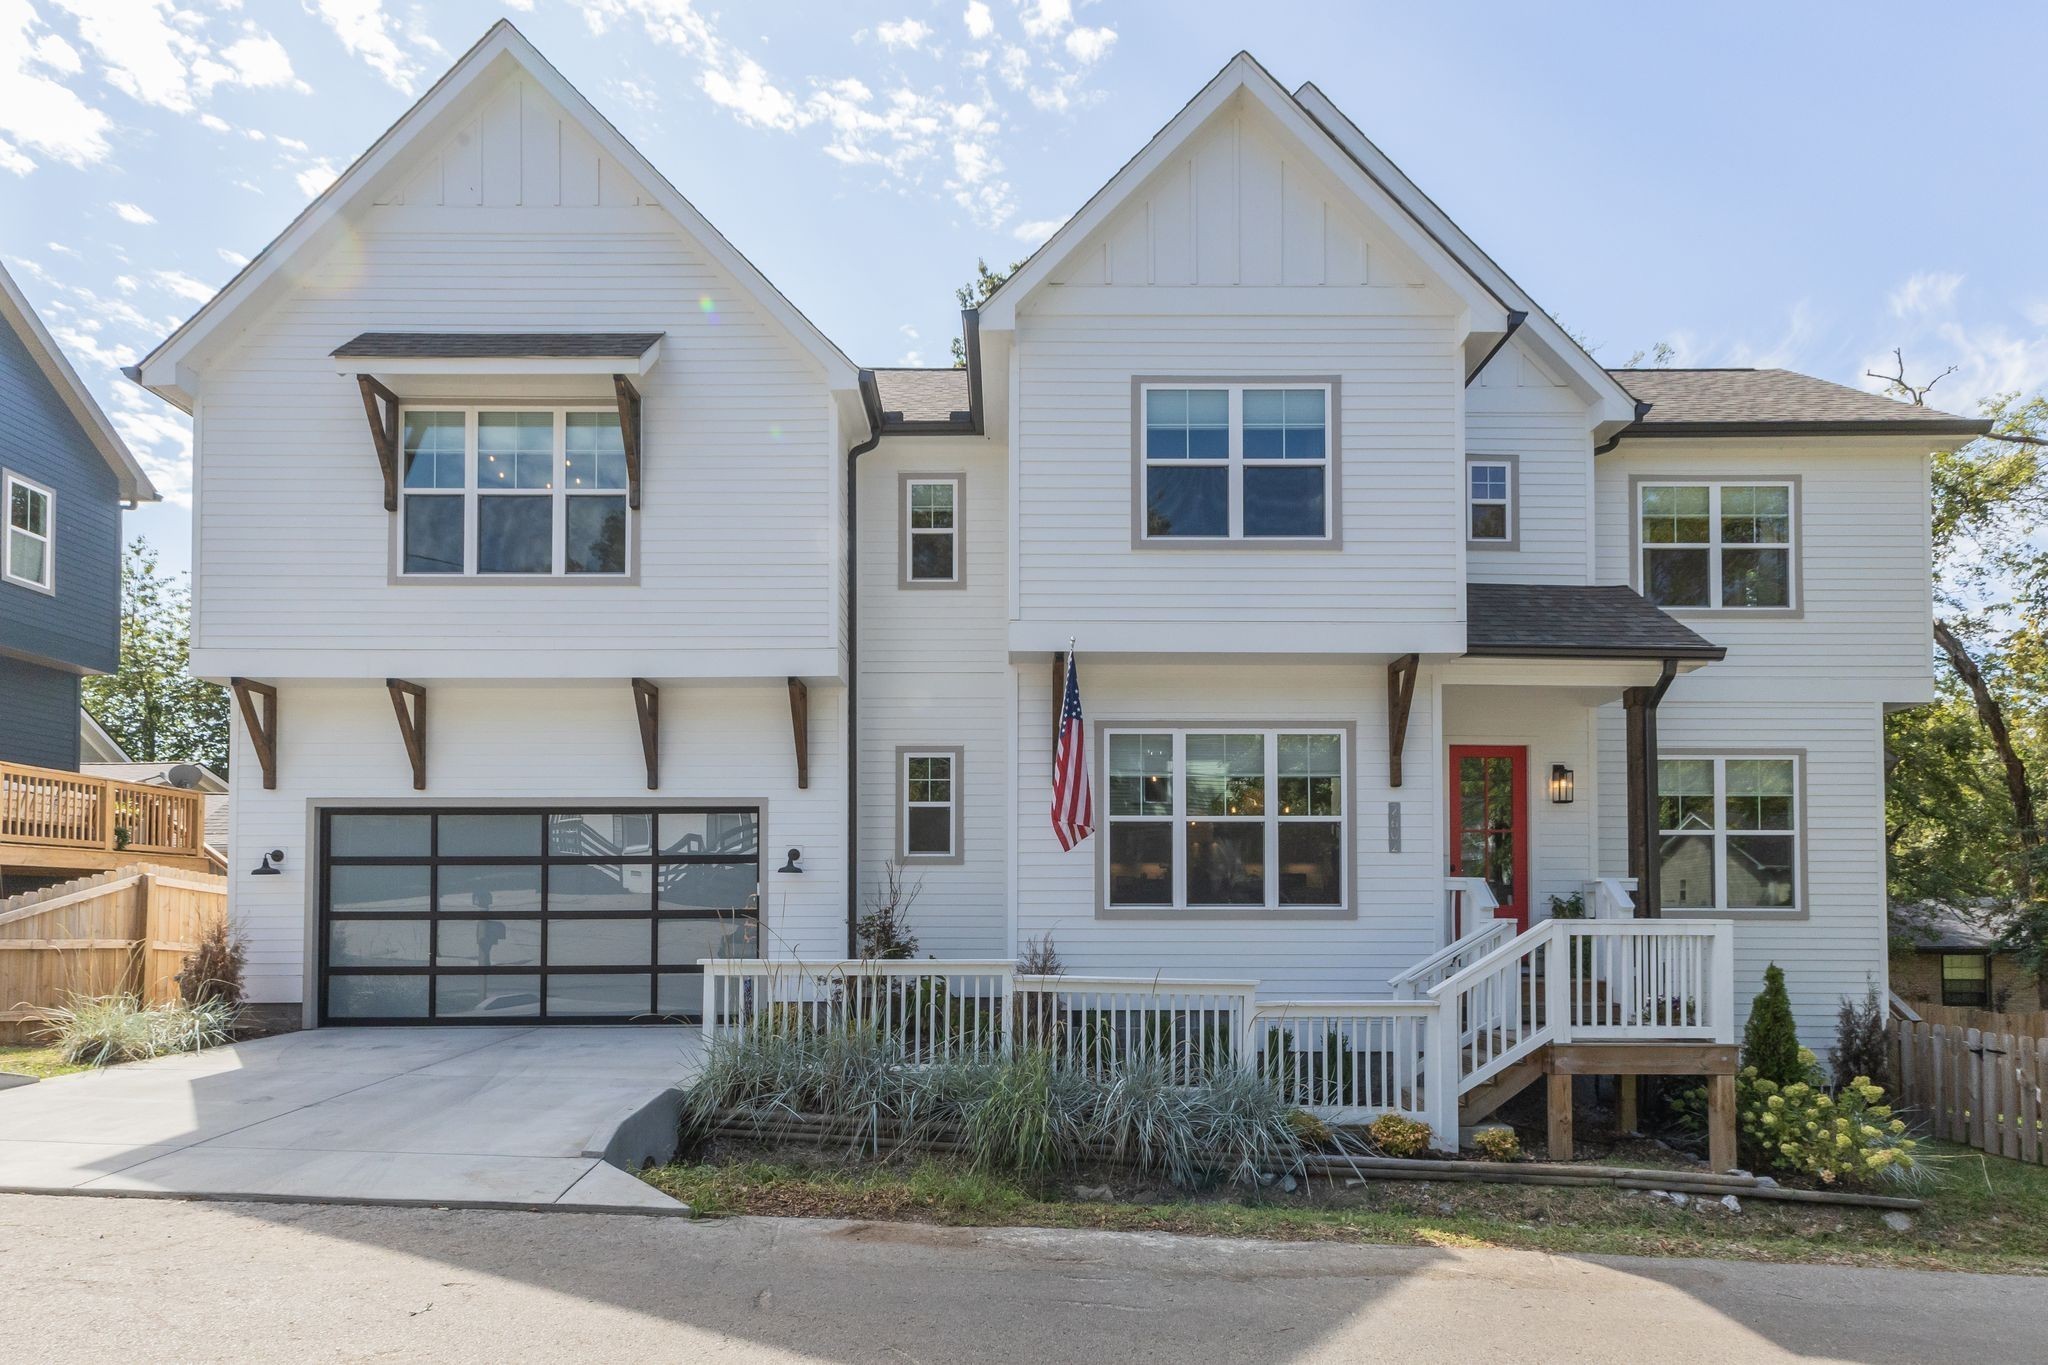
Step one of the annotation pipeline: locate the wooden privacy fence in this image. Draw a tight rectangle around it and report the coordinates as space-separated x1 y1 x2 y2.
1891 1020 2047 1166
1903 1001 2048 1039
0 863 227 1043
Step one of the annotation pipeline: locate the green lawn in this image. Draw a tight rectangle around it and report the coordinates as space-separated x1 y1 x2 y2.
642 1140 2048 1276
0 1045 88 1080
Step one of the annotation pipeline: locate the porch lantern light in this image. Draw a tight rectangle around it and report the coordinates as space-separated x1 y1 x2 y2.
1549 764 1576 804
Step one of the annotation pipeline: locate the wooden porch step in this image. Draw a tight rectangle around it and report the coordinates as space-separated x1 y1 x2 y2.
1457 1048 1548 1126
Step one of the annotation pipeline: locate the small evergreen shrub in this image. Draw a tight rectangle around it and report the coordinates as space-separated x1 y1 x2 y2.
1471 1126 1522 1162
1833 984 1891 1093
1742 963 1805 1086
1365 1112 1434 1157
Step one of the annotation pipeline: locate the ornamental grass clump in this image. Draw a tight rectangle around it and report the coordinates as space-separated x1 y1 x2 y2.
41 993 238 1068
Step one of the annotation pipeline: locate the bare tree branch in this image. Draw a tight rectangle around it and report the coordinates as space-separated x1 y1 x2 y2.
1867 347 1959 406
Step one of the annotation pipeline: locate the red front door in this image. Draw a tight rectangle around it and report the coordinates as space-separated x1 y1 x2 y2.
1448 745 1530 930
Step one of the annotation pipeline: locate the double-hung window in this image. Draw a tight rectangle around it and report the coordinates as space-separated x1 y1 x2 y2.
900 750 960 861
1939 954 1990 1008
1105 728 1345 911
1466 458 1513 544
1639 481 1794 609
1657 755 1800 912
1139 382 1333 542
399 407 631 578
3 471 54 592
903 477 961 585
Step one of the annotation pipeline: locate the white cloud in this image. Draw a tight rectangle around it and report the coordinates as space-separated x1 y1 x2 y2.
112 201 155 225
1889 270 1964 319
309 0 421 93
198 111 230 132
701 56 804 130
113 275 137 292
153 269 217 304
1063 25 1115 64
875 18 933 51
109 384 192 506
53 0 203 112
46 240 77 256
1020 0 1072 40
53 321 137 370
963 1 993 39
296 157 341 199
1012 216 1064 245
217 247 249 268
197 34 301 94
0 2 115 171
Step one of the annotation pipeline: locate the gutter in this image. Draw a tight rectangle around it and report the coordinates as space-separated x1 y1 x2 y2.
1596 412 1992 451
844 371 886 956
1462 311 1527 388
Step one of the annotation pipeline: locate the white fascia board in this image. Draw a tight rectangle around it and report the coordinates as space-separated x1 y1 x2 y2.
1007 619 1469 657
1292 81 1638 430
135 22 859 406
336 343 662 378
0 263 159 502
979 54 1509 337
188 647 848 686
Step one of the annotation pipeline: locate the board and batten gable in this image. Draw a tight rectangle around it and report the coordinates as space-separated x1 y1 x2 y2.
1006 95 1474 656
0 315 121 680
1594 435 1938 704
1463 336 1598 585
183 70 846 683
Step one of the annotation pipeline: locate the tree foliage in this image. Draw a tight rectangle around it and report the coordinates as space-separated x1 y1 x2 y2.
1741 964 1805 1086
951 257 1023 365
81 538 229 773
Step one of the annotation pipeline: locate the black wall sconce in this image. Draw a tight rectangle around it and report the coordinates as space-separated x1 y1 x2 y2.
778 847 804 874
1548 764 1576 804
252 847 286 876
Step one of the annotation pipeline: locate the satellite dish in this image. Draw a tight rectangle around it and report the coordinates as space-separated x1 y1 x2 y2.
166 763 205 789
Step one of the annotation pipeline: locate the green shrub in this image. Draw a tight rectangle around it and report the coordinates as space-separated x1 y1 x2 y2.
1471 1126 1522 1161
1365 1112 1434 1157
1743 963 1805 1086
1833 985 1890 1093
41 993 237 1067
1736 1054 1921 1187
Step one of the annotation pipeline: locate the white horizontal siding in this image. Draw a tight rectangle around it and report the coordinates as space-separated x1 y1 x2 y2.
227 680 844 1009
857 435 1009 958
1466 339 1595 585
1442 684 1600 919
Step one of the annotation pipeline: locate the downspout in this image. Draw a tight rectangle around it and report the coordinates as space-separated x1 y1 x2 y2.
1625 657 1681 919
1462 310 1527 387
844 371 886 956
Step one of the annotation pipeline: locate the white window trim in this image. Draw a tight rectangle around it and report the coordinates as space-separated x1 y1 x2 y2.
1100 725 1351 916
1466 455 1516 548
1657 752 1804 915
898 747 963 864
2 469 55 595
1635 477 1799 613
1131 378 1341 549
396 405 632 580
901 474 964 588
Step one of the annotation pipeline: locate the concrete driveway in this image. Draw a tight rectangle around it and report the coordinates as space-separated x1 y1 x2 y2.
0 1027 701 1212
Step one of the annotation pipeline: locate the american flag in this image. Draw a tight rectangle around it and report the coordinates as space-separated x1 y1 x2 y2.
1050 648 1094 851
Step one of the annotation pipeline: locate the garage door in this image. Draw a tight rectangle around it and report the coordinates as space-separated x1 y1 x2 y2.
318 806 760 1024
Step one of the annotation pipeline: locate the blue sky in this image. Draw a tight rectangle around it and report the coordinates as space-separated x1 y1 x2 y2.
4 1 2045 580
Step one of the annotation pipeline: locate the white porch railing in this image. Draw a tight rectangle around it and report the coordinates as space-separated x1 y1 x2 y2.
699 915 1734 1147
1583 876 1639 920
1444 875 1501 939
1388 914 1513 999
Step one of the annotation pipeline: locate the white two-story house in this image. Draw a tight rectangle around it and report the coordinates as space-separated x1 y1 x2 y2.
132 23 1986 1048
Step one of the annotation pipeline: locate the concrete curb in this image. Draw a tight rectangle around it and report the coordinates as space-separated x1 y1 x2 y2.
582 1084 686 1169
0 1073 37 1091
0 1182 694 1218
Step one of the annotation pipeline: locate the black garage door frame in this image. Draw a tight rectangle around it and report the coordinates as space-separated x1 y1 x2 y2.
317 804 762 1026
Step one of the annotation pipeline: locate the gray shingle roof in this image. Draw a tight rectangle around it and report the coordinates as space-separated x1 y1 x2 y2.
871 368 972 426
332 332 663 359
1890 900 2009 952
1466 583 1725 660
1610 368 1990 436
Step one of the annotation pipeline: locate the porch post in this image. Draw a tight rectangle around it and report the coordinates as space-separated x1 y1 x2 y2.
1622 659 1680 919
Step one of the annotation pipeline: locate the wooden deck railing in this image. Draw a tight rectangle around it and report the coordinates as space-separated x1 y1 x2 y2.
0 760 204 859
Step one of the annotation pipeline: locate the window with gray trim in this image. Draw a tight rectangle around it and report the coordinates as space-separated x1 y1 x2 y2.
1466 458 1513 544
1105 728 1344 910
1639 481 1794 609
1657 755 1800 912
1139 383 1332 541
903 477 961 584
900 750 960 859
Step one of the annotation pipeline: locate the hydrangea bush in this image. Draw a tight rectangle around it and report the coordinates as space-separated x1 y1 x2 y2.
1735 1047 1919 1187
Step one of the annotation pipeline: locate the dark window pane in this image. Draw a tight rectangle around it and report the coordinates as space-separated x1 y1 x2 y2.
910 531 954 580
1644 547 1710 606
658 918 760 965
437 975 540 1019
1145 426 1188 459
659 811 759 856
1109 822 1172 905
1278 823 1341 906
550 918 653 966
550 813 653 857
1187 733 1263 816
437 864 542 915
547 973 651 1017
907 805 952 856
1145 466 1226 537
1721 548 1789 607
566 496 627 574
1243 466 1325 537
328 974 428 1019
657 863 760 913
1188 822 1265 905
436 918 542 968
328 919 429 967
548 862 653 914
329 864 430 914
331 813 430 857
1243 425 1284 459
656 973 704 1017
1657 834 1715 909
403 496 464 573
438 813 540 857
1470 503 1508 540
1726 835 1796 908
478 496 552 574
1186 425 1228 459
